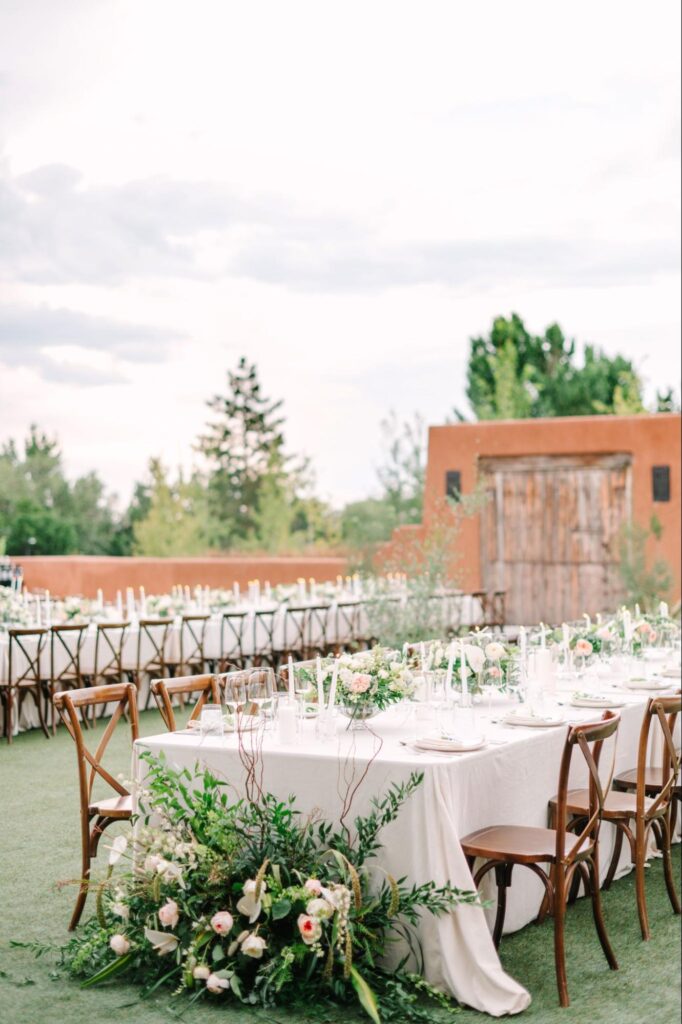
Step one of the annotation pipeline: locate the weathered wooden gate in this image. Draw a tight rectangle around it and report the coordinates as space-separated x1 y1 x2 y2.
479 454 632 624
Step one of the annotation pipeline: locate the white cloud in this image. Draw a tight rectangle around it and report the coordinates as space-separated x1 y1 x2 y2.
0 0 678 505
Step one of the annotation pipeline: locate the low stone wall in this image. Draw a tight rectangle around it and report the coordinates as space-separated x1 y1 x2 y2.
17 555 349 598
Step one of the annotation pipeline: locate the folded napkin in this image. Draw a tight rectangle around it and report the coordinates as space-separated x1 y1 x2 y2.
414 734 484 752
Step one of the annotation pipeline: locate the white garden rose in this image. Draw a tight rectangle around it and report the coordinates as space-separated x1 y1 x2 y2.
306 897 334 920
484 642 506 662
206 973 229 993
109 934 130 956
158 899 179 928
240 933 267 958
210 911 234 934
193 965 210 980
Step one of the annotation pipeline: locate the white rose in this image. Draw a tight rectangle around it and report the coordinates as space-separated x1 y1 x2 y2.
206 973 229 993
306 897 334 920
484 642 506 662
240 933 267 958
210 911 234 934
158 899 179 929
193 965 210 980
109 934 130 956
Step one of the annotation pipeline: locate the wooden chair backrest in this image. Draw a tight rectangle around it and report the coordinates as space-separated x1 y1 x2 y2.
94 622 130 678
8 627 48 685
554 710 620 864
180 614 209 665
50 623 88 684
219 609 248 660
151 673 220 732
637 694 681 819
136 618 171 674
53 683 139 807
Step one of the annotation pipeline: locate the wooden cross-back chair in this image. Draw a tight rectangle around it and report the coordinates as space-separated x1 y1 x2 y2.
575 694 682 940
132 618 171 685
302 604 330 659
461 711 621 1008
93 621 129 686
50 623 88 732
53 683 139 930
277 658 321 694
151 673 220 732
179 613 210 674
334 601 363 654
2 627 50 743
218 610 248 671
279 606 310 663
251 607 278 668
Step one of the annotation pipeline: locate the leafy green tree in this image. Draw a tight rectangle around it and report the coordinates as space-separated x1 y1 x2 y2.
0 426 118 555
6 499 77 554
132 459 211 557
197 357 305 549
459 314 651 420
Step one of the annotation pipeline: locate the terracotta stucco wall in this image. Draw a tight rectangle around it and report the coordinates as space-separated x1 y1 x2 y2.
395 413 681 600
18 556 349 598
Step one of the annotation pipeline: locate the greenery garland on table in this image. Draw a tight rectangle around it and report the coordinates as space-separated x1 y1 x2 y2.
60 754 478 1022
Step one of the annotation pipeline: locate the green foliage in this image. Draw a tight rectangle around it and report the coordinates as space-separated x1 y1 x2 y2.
132 459 212 557
618 515 673 613
459 313 654 421
0 426 119 556
60 755 476 1021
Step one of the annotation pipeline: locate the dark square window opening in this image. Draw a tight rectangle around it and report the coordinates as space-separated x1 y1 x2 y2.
652 465 670 502
445 470 462 501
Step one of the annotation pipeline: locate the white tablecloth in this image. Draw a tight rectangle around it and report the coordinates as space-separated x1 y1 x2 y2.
133 684 678 1016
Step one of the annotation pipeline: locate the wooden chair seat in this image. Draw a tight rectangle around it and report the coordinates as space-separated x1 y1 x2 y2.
88 794 132 819
613 766 681 795
551 788 654 820
462 824 589 865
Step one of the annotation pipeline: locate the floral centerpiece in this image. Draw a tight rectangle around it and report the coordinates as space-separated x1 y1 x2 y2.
60 755 477 1022
146 593 184 619
333 647 415 721
0 588 31 627
407 638 511 696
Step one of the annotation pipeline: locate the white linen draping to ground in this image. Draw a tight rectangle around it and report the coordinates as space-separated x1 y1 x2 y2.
133 685 678 1017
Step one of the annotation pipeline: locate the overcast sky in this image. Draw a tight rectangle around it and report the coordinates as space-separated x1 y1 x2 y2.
0 0 680 507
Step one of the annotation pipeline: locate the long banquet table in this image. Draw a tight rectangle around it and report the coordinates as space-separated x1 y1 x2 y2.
133 681 680 1017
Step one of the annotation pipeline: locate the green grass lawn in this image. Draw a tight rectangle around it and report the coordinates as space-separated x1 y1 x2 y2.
1 712 680 1024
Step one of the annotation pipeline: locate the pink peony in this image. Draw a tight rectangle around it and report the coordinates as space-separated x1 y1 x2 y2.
109 934 130 956
304 878 323 895
575 639 593 657
210 911 234 934
349 673 372 694
158 899 179 929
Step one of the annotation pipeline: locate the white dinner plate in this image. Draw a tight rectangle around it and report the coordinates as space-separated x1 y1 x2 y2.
414 735 485 753
501 712 565 727
570 694 628 709
624 678 673 691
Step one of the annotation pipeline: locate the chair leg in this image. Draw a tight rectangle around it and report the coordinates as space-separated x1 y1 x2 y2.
603 824 624 890
635 824 651 941
588 853 618 970
70 822 92 931
553 865 570 1008
492 863 513 948
5 688 14 744
661 814 681 915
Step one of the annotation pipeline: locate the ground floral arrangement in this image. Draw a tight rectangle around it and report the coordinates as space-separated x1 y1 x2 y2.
59 754 477 1022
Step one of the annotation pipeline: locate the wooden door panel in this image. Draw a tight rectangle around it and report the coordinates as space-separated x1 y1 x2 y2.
479 454 632 623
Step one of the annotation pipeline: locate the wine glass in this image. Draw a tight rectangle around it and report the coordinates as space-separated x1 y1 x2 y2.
247 669 276 726
224 677 247 721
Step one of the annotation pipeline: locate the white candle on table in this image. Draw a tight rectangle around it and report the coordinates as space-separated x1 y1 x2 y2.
116 590 123 618
316 656 324 706
460 643 468 702
596 612 602 625
45 590 51 627
35 598 41 627
519 626 527 664
419 642 427 673
126 587 135 618
233 581 240 601
623 610 632 643
635 603 641 620
288 656 296 699
562 623 570 651
277 701 298 744
139 586 146 616
328 658 339 710
583 613 591 628
445 644 455 697
96 588 104 611
264 580 271 601
659 601 669 619
540 622 546 648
